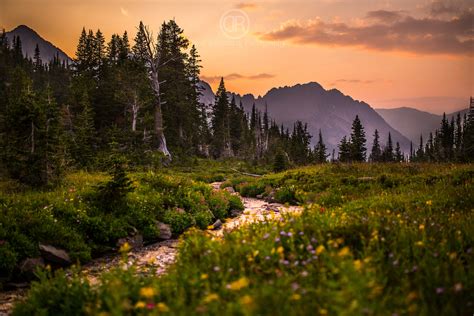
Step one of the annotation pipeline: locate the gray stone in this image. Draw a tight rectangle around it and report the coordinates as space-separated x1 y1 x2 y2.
157 221 172 240
39 244 71 266
212 219 223 230
224 186 235 193
117 234 143 250
230 209 243 217
19 257 45 279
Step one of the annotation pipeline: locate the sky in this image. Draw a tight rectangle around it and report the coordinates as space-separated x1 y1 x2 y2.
1 0 473 114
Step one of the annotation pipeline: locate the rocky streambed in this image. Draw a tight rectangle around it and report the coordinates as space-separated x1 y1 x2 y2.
0 182 301 315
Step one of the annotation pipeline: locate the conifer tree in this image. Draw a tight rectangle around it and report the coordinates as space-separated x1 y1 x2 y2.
395 142 403 162
369 129 382 162
314 130 328 163
338 136 351 162
382 132 394 162
349 115 366 162
211 78 232 158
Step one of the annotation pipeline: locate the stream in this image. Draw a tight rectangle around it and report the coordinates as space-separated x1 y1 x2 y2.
0 182 301 315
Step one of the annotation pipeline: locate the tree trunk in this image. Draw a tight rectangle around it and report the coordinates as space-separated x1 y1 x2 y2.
131 93 139 132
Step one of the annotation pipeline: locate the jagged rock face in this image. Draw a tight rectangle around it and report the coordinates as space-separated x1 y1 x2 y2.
39 244 71 266
6 25 72 63
200 81 411 154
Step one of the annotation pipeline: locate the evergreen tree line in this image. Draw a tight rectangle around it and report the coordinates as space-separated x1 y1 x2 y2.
410 107 474 163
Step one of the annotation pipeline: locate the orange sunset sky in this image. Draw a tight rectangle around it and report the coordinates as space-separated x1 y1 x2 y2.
1 0 473 114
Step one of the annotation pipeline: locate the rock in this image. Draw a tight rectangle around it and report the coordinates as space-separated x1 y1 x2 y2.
264 190 276 202
39 244 71 266
19 257 45 279
117 234 143 250
266 205 280 212
256 194 263 199
212 219 223 230
224 186 235 193
175 207 186 214
230 209 243 217
156 221 172 240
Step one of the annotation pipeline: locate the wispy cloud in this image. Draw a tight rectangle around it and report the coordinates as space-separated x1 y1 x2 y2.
235 2 259 10
120 7 129 17
201 73 275 84
329 79 393 86
256 8 473 56
429 0 471 16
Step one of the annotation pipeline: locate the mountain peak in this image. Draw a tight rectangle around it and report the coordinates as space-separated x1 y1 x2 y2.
6 24 71 63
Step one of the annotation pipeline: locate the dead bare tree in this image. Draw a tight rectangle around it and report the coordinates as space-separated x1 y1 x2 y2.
140 24 171 160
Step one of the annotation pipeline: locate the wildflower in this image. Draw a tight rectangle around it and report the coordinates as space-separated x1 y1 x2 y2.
227 277 249 290
139 287 155 298
415 241 424 247
449 252 457 260
419 224 425 230
316 245 325 255
338 247 351 257
426 200 432 206
290 293 301 301
353 259 362 271
203 293 219 304
277 246 284 255
319 308 328 315
454 283 463 292
135 301 146 309
156 302 169 312
263 233 270 239
240 295 253 306
407 291 418 301
201 274 209 280
213 266 220 272
301 270 309 277
119 242 131 253
146 303 155 310
436 287 444 294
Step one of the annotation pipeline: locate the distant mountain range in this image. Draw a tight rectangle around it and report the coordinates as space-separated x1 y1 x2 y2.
376 107 469 146
6 25 71 63
200 81 412 154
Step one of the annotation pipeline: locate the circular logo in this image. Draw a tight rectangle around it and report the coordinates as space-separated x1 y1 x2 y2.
220 9 250 39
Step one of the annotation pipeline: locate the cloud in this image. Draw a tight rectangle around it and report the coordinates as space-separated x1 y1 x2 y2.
120 7 129 17
329 79 393 86
256 9 474 56
235 2 259 10
201 73 275 83
429 0 471 16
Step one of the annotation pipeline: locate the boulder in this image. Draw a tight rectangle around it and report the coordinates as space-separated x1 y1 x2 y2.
157 221 172 240
117 234 143 250
19 257 45 279
212 219 223 230
39 244 71 266
224 186 235 193
230 209 243 217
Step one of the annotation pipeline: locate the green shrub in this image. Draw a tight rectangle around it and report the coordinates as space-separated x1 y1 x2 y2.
163 211 195 235
208 191 229 220
0 242 17 279
228 194 244 211
194 210 214 229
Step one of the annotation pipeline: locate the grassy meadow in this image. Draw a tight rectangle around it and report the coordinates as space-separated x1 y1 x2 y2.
2 162 473 315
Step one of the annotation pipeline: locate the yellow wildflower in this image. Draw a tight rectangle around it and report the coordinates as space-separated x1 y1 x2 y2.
290 293 301 301
139 287 155 298
415 241 424 247
201 273 209 280
449 252 457 260
316 245 325 255
277 246 284 255
419 224 425 230
207 225 214 230
227 277 249 290
240 295 253 306
135 301 146 309
407 291 418 301
203 293 219 304
319 308 328 315
156 302 170 312
338 246 351 257
353 259 363 271
426 200 432 206
119 242 131 253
